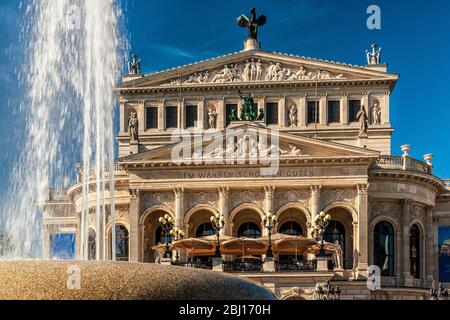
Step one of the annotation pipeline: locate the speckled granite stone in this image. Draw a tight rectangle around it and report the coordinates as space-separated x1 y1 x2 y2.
0 260 276 300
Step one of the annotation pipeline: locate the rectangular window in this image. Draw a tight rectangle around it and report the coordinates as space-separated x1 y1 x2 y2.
307 100 319 124
349 100 361 122
266 102 278 125
327 100 340 123
226 104 238 126
185 105 197 128
146 106 158 129
165 106 178 128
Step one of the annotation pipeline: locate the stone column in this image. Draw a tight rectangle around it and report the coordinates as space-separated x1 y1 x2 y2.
340 93 348 125
119 101 126 133
129 188 141 262
395 231 402 283
264 185 275 215
158 99 165 130
310 185 322 227
362 92 369 110
382 91 390 125
137 102 145 134
42 225 51 259
401 199 412 283
299 94 307 127
217 98 225 129
319 94 327 125
357 183 369 273
278 95 286 127
179 99 185 129
425 206 434 285
218 187 229 236
198 98 205 130
173 187 185 229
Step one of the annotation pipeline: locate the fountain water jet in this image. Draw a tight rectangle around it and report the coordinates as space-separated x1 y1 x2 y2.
1 0 127 260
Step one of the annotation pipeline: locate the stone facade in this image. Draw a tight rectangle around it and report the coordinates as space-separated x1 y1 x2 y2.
42 43 450 300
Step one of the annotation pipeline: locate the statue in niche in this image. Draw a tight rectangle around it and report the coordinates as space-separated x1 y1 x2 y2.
128 110 139 142
356 105 369 136
236 8 267 40
238 91 257 121
127 54 141 75
288 104 298 127
228 108 238 122
257 107 265 120
366 43 382 65
371 102 381 125
208 108 217 129
332 240 344 270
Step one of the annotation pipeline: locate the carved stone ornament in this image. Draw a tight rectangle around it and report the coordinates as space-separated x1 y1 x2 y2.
369 200 401 220
166 60 345 86
140 192 175 212
410 203 425 218
275 189 310 209
322 189 357 208
186 192 219 213
230 190 264 209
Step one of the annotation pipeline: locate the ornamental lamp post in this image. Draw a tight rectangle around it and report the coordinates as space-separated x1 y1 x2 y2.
430 282 449 300
210 213 225 258
170 225 185 263
158 214 175 259
264 211 277 258
314 211 332 257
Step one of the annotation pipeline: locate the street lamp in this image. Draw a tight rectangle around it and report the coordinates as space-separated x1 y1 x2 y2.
313 211 332 257
170 225 185 262
158 214 175 259
430 283 449 300
314 280 341 300
210 213 225 258
264 211 277 258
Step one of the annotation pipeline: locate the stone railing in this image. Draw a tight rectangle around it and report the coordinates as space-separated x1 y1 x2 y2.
76 163 128 183
444 180 450 190
45 187 70 202
374 155 432 175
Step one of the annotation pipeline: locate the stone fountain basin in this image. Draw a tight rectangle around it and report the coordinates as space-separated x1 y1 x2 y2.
0 260 276 300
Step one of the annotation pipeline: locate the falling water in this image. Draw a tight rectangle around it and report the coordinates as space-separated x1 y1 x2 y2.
1 0 127 259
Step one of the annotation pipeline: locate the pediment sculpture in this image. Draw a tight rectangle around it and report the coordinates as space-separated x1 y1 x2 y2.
191 136 305 160
167 60 345 86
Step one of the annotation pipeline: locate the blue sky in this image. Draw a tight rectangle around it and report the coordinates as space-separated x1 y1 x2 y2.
0 0 449 200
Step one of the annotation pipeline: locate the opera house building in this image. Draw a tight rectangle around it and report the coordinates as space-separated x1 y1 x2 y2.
42 16 450 300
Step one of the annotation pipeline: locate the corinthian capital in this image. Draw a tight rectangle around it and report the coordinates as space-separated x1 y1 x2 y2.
129 188 140 198
264 185 275 195
218 186 230 197
173 186 184 198
310 185 322 194
357 183 369 194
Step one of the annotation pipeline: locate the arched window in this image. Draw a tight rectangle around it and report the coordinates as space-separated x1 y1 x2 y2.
196 222 215 237
410 224 421 279
279 221 303 236
88 229 96 261
374 221 395 276
237 222 261 238
155 225 172 245
115 225 129 261
324 220 346 257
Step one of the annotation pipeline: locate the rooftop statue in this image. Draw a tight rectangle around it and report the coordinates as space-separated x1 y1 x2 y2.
366 43 382 65
128 53 142 75
236 8 267 40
